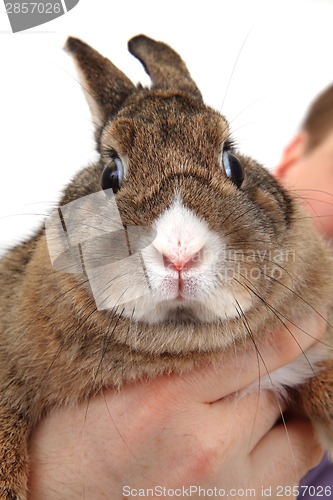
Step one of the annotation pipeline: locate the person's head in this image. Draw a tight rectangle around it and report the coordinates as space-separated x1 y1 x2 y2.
275 83 333 237
302 83 333 152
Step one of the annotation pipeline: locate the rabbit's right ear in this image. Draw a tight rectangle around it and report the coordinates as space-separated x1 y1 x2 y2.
128 35 202 100
65 37 136 130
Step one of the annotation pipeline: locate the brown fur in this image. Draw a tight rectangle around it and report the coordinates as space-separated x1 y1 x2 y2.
0 35 333 498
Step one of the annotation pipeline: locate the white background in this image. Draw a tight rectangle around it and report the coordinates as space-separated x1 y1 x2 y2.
1 0 333 251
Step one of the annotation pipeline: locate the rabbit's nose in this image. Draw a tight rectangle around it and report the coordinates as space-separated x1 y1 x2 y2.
162 250 203 272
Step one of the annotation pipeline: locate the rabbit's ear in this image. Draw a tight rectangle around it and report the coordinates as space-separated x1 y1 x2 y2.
128 35 202 100
65 37 136 128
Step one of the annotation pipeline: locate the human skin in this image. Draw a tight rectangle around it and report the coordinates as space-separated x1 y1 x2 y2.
28 316 325 499
275 130 333 236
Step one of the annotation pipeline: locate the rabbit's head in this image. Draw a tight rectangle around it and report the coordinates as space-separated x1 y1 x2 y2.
53 35 325 341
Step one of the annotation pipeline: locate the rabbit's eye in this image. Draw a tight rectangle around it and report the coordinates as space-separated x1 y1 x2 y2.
101 156 124 194
221 150 244 188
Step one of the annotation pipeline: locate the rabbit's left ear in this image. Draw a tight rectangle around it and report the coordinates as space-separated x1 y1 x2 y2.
65 37 136 129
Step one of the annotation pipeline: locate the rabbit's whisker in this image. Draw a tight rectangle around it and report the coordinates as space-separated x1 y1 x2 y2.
219 27 253 114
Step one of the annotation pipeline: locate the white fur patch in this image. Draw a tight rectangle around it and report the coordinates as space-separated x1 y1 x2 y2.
122 196 253 323
245 342 329 397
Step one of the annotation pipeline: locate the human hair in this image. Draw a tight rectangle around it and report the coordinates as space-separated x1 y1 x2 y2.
302 83 333 152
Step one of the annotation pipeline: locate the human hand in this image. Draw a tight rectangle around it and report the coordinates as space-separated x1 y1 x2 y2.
28 315 325 499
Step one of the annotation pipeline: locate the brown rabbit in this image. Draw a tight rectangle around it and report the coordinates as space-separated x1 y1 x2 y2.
0 34 333 499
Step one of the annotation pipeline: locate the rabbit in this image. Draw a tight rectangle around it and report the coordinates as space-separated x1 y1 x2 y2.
0 33 333 499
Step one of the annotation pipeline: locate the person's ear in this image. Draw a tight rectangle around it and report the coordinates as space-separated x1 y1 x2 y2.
274 132 308 179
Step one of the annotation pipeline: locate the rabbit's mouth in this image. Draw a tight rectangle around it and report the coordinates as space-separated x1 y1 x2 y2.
128 286 253 325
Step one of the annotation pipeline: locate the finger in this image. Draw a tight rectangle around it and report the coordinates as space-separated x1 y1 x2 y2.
208 389 286 453
173 312 327 403
250 416 324 488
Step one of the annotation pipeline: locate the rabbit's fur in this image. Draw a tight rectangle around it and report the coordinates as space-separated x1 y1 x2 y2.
1 35 333 498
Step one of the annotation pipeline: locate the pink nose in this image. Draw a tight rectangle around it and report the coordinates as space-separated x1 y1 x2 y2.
173 261 186 272
163 252 201 272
